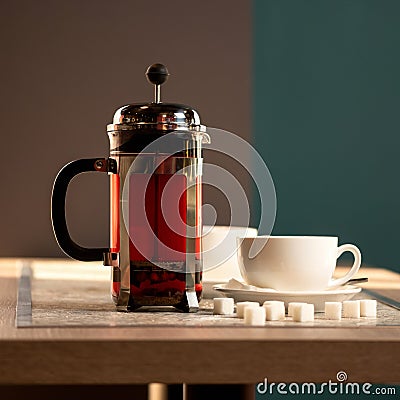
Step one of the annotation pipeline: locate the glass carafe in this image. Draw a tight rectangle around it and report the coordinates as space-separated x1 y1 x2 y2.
51 64 210 312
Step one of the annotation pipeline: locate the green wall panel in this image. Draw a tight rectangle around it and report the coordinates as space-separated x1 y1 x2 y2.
253 0 400 272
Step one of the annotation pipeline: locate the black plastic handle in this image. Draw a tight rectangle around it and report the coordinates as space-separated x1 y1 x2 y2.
51 158 116 261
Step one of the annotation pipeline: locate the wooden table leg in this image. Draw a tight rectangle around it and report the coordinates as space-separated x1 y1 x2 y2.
148 383 184 400
185 384 255 400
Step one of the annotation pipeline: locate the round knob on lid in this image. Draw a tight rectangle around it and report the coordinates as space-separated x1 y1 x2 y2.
145 63 169 103
146 63 169 85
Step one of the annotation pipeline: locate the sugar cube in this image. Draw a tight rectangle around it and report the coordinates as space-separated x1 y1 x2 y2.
263 302 285 321
213 298 234 315
288 302 304 317
324 302 342 320
263 300 285 306
244 306 266 326
360 299 377 318
292 303 314 322
236 301 260 318
343 300 360 318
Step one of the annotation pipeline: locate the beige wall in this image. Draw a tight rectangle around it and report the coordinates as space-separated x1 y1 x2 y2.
0 0 251 257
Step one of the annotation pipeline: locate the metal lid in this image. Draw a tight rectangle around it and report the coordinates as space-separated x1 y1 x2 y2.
107 64 207 136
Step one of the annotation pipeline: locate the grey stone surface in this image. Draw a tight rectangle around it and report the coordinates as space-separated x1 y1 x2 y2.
26 277 399 328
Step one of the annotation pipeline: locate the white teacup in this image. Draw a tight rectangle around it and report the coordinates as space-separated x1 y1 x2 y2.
237 236 362 291
202 225 258 281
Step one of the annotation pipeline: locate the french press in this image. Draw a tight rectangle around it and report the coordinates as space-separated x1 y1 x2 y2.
51 64 210 312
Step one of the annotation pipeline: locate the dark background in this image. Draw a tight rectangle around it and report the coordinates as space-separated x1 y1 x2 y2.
0 0 251 257
254 0 400 272
1 0 399 274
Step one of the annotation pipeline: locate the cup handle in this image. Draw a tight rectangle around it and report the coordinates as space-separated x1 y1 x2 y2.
327 244 362 288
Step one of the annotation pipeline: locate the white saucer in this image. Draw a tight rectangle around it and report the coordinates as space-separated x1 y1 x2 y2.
213 283 362 312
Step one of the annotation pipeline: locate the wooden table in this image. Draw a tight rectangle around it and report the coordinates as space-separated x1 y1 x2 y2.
0 258 399 399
